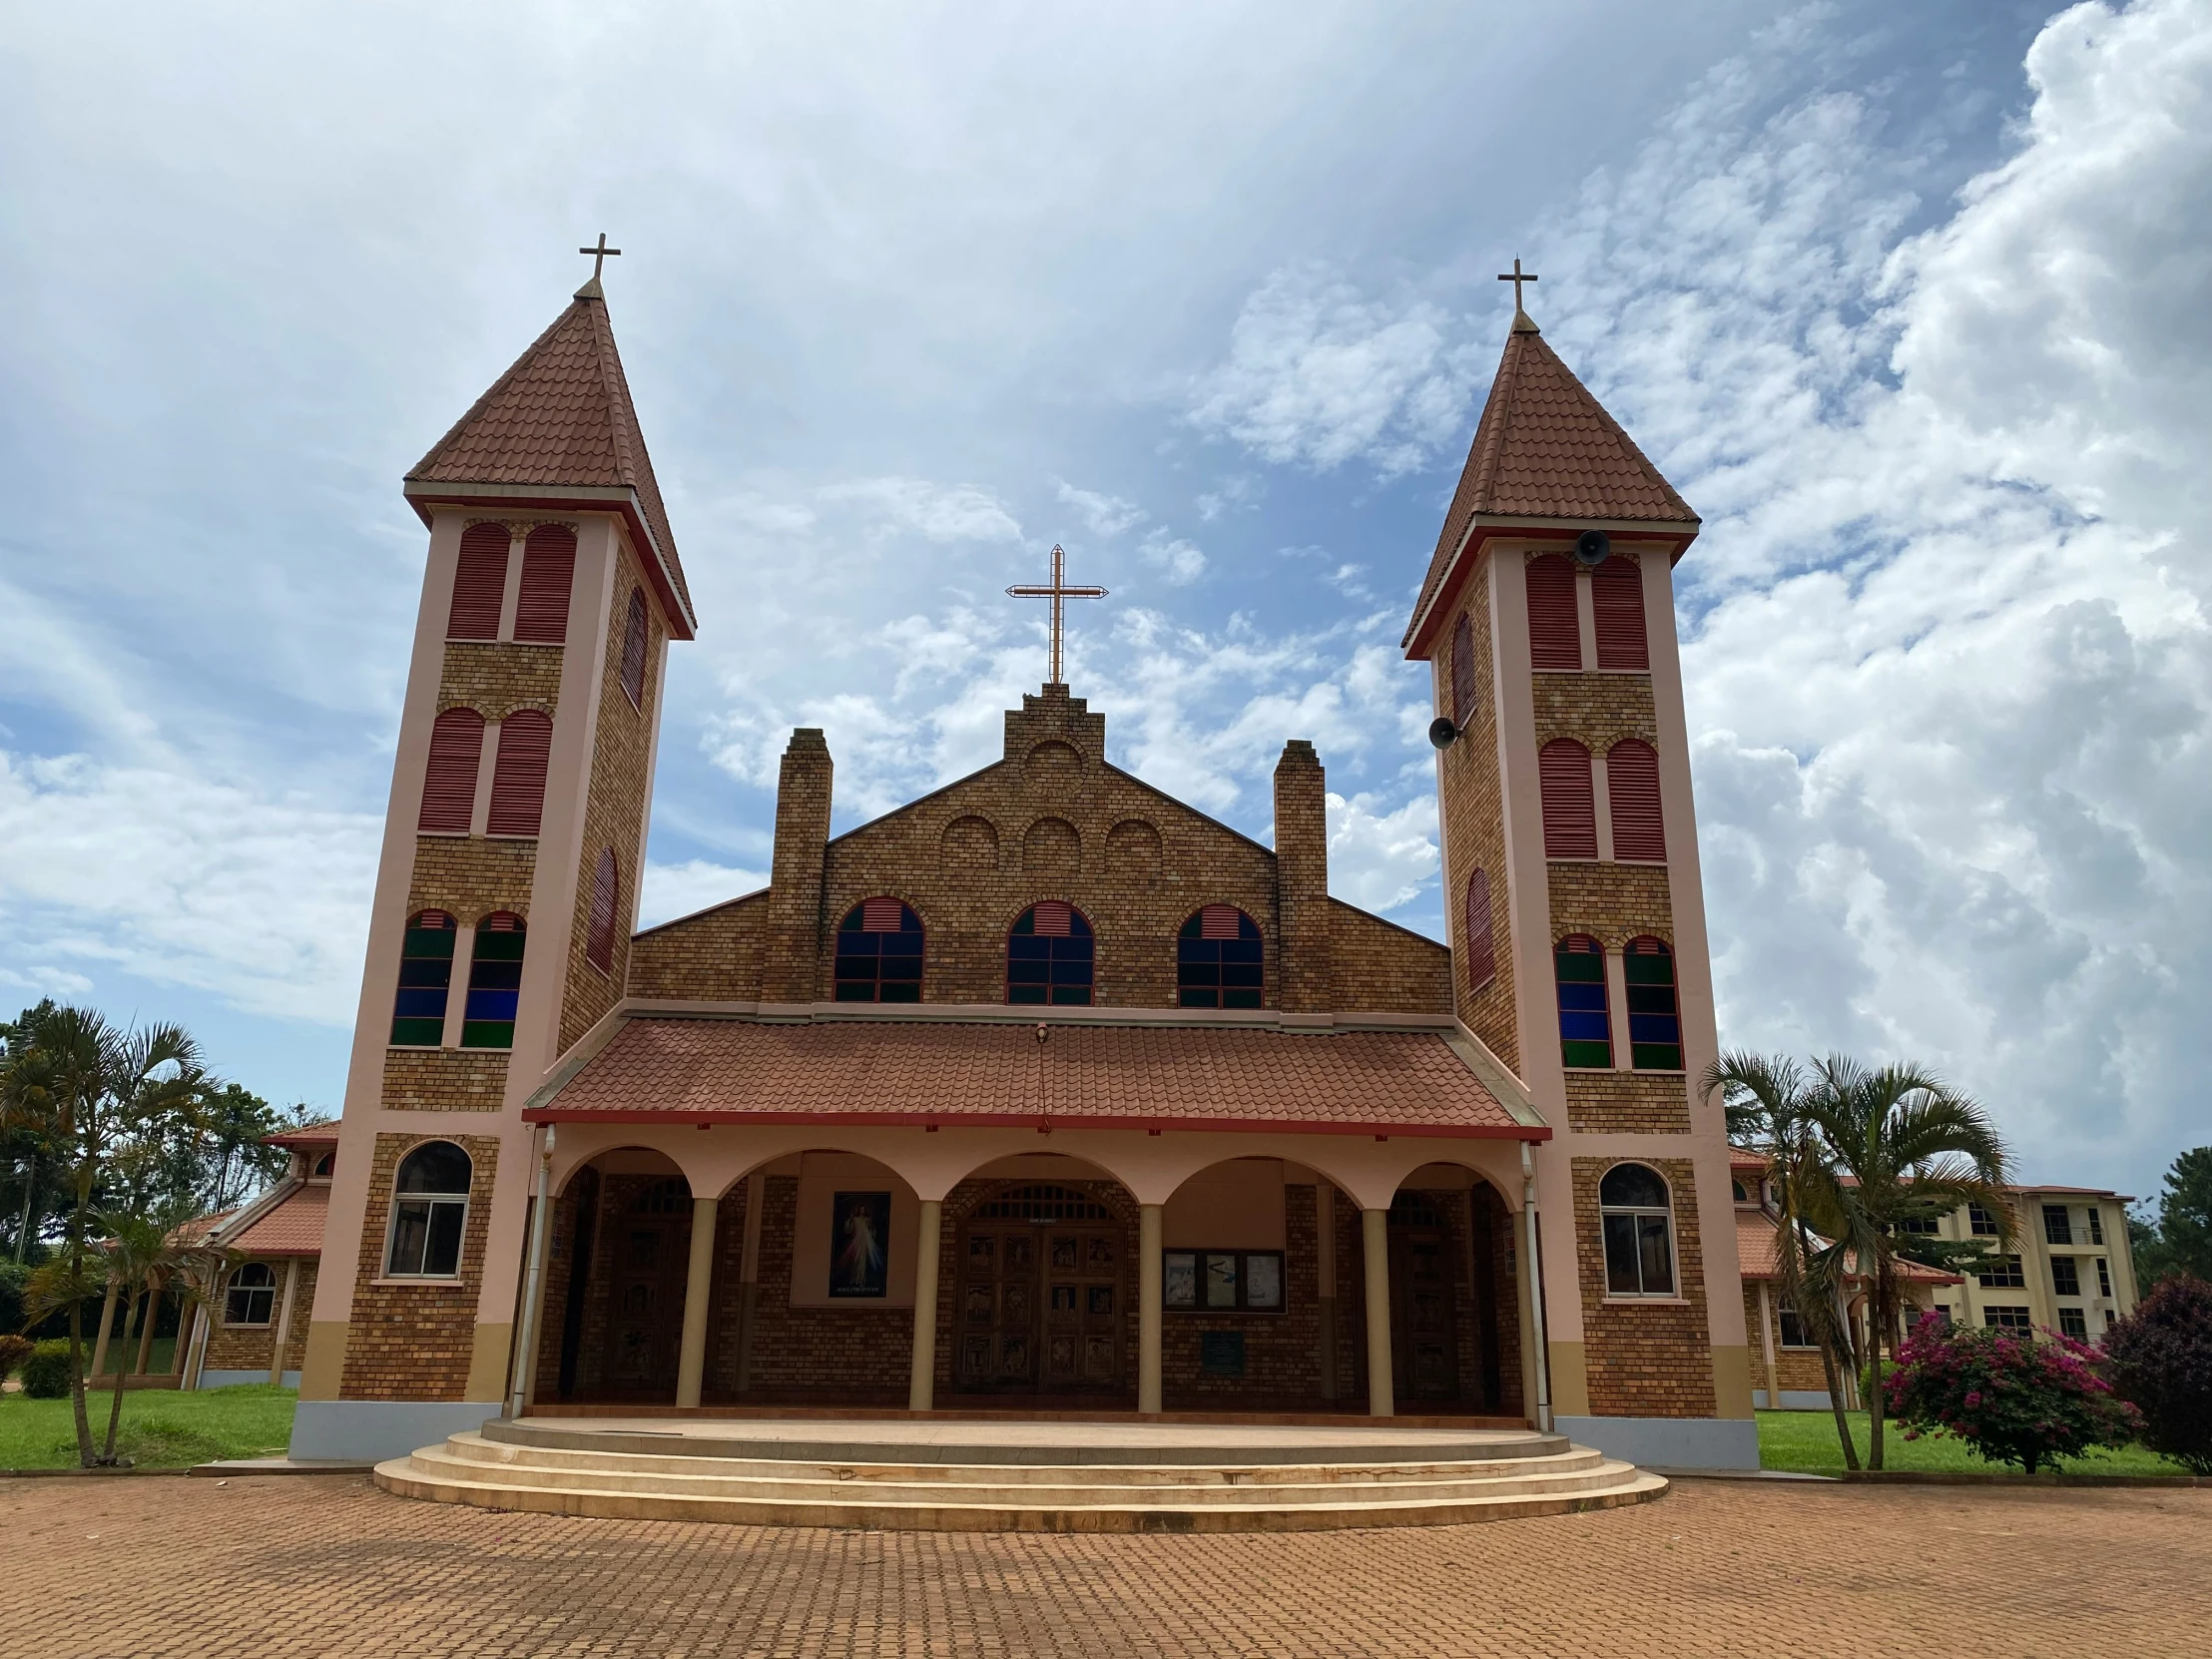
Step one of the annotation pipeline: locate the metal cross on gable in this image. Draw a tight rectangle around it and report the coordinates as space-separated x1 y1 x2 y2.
579 233 622 280
1005 544 1108 686
1497 257 1538 311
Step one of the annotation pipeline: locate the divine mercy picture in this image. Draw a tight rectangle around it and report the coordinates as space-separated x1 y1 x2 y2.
830 1191 890 1298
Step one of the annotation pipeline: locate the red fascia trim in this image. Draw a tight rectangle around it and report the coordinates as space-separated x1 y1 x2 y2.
1403 523 1696 661
407 489 695 641
521 1106 1549 1141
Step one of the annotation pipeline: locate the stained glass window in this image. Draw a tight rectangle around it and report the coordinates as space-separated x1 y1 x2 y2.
834 898 923 1002
1554 934 1611 1069
460 912 525 1049
1177 904 1262 1008
1007 901 1094 1006
1624 937 1683 1070
390 910 456 1047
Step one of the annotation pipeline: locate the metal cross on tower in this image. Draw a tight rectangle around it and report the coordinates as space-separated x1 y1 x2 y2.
1497 257 1538 311
1005 545 1108 686
579 233 623 281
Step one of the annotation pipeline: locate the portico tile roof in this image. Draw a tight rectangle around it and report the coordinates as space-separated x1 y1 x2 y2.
228 1183 328 1258
527 1016 1538 1139
1735 1208 1959 1286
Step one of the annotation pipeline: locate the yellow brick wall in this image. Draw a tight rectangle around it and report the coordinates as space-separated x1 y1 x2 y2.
1433 564 1520 1068
340 1133 501 1401
1569 1156 1717 1418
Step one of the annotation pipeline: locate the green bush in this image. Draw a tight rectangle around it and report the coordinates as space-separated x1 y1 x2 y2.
19 1339 74 1399
0 1260 27 1334
0 1333 31 1381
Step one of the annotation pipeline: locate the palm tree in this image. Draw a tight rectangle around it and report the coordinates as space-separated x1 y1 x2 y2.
1703 1050 1864 1470
0 1006 210 1465
88 1208 203 1461
1796 1055 2012 1470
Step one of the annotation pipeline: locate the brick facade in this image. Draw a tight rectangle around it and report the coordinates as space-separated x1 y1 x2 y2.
405 836 539 926
204 1260 318 1375
1563 1072 1692 1134
628 891 768 1000
1543 861 1673 947
1569 1157 1717 1417
379 1049 511 1112
340 1133 501 1400
1432 568 1520 1067
1741 1282 1829 1396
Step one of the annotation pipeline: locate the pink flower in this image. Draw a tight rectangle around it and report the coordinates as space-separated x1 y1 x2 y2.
1964 1389 1982 1407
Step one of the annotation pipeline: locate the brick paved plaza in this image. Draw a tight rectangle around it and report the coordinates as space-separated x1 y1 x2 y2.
5 1475 2206 1657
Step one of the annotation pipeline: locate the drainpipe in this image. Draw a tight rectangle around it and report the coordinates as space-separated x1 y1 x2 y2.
506 1124 556 1422
1522 1141 1553 1434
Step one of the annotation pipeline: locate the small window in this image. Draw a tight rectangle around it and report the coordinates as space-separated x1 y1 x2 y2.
311 1153 334 1179
2096 1257 2112 1298
1526 554 1581 670
1895 1213 1940 1236
1777 1303 1815 1349
448 523 510 641
1590 556 1649 671
1007 902 1094 1006
485 710 553 836
225 1263 276 1326
2087 1208 2104 1246
834 898 923 1002
385 1142 472 1279
1599 1163 1674 1297
1177 904 1263 1009
1450 612 1477 726
2057 1307 2088 1341
1623 937 1682 1070
419 708 485 833
2051 1257 2081 1298
1462 869 1496 991
2043 1204 2073 1245
460 913 526 1049
390 910 457 1046
1554 934 1611 1069
1977 1254 2025 1289
1731 1178 1750 1204
513 525 576 644
1983 1305 2032 1331
1539 740 1597 857
1163 1250 1285 1313
1606 739 1666 862
1969 1203 2002 1237
586 848 619 972
620 588 649 709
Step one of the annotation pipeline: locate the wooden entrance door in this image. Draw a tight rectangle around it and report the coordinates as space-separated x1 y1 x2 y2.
957 1185 1126 1395
1388 1193 1460 1403
604 1179 691 1396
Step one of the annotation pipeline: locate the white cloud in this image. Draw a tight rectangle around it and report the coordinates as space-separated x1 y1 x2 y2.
816 477 1024 544
1052 479 1147 537
639 858 770 929
1139 529 1207 585
1326 790 1439 913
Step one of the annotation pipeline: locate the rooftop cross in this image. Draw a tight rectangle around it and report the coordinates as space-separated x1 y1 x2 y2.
1005 544 1107 687
1497 257 1538 313
579 233 622 282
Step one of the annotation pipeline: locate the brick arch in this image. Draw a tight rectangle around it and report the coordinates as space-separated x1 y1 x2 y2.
1104 818 1161 876
1024 740 1083 788
940 814 999 873
1546 919 1675 952
1021 816 1081 875
480 695 559 725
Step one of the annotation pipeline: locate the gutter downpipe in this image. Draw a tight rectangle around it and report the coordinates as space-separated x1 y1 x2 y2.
507 1124 556 1423
1522 1140 1553 1433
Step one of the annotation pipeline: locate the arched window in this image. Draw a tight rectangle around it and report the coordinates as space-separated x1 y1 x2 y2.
1599 1163 1675 1296
225 1262 276 1326
385 1142 472 1279
390 909 457 1047
586 848 619 972
834 897 923 1002
312 1153 335 1179
1591 556 1649 670
619 588 649 709
513 525 576 644
1177 904 1263 1008
1554 934 1611 1069
1462 869 1496 991
1624 936 1683 1071
486 710 553 836
1539 739 1597 857
1008 901 1093 1006
1526 554 1581 670
1606 739 1665 862
460 913 526 1049
1450 612 1477 727
448 523 510 641
419 708 485 833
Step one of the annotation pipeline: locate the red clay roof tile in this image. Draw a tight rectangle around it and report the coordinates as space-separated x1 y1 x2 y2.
227 1183 328 1257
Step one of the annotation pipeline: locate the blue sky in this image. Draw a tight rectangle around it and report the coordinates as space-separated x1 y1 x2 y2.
4 1 2207 1199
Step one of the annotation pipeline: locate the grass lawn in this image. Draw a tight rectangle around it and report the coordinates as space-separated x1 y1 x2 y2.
89 1335 179 1377
1758 1408 2190 1477
0 1385 296 1469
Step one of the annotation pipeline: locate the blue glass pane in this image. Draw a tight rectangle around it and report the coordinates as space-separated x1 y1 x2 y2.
1559 1011 1611 1041
1009 936 1051 961
1009 959 1050 985
470 959 523 993
1558 984 1607 1013
397 959 452 989
393 988 447 1020
466 988 520 1022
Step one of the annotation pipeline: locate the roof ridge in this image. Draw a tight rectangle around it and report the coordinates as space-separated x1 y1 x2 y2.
406 299 590 481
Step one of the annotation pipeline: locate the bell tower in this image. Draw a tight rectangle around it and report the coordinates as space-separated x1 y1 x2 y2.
1402 278 1758 1467
293 262 696 1458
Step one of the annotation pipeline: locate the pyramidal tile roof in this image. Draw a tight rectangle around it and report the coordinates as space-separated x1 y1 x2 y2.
406 283 695 635
1405 314 1696 650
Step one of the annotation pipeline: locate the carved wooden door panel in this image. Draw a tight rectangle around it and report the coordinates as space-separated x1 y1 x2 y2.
608 1221 681 1394
957 1227 1037 1390
1042 1228 1122 1391
1388 1199 1460 1403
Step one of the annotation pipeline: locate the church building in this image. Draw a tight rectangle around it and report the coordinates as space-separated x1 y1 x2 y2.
293 261 1756 1471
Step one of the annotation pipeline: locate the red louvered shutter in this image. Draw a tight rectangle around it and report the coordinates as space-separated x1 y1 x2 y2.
1607 740 1666 861
620 588 649 708
586 848 618 971
861 896 904 932
448 524 510 641
1199 903 1243 939
1539 740 1597 857
486 710 553 836
514 526 576 644
418 709 485 833
1463 869 1496 990
1525 555 1582 670
1591 557 1649 671
1451 613 1477 725
1030 900 1073 937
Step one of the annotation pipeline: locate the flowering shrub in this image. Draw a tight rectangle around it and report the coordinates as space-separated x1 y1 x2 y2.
1886 1321 2139 1474
2102 1275 2212 1475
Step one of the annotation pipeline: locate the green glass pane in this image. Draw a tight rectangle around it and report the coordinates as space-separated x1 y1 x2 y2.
1554 952 1606 983
472 930 527 962
1623 955 1674 985
389 1018 445 1047
1561 1039 1613 1069
460 1021 515 1050
403 927 456 960
1631 1043 1684 1071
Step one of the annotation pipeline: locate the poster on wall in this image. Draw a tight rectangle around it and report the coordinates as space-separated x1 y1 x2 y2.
830 1191 891 1297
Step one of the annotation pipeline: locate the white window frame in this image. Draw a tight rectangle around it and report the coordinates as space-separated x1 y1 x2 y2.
224 1262 277 1327
381 1142 473 1281
1597 1161 1680 1301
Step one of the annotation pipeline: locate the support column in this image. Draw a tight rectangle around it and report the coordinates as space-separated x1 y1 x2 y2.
675 1195 719 1409
268 1260 300 1386
907 1199 943 1411
1758 1280 1780 1409
1522 1143 1553 1432
507 1125 556 1420
1362 1207 1393 1418
736 1171 765 1393
1138 1203 1164 1414
132 1290 158 1378
90 1278 121 1385
1316 1183 1339 1401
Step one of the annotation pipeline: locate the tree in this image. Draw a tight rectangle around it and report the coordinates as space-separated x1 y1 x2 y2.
1887 1320 2138 1474
0 1006 211 1465
2102 1274 2212 1474
2135 1149 2212 1289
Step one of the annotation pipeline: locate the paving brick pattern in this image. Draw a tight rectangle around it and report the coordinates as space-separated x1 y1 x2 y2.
7 1475 2204 1657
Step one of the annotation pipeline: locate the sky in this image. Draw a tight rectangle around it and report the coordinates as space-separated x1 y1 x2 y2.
3 1 2207 1201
